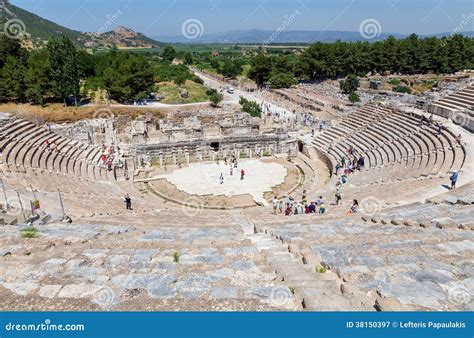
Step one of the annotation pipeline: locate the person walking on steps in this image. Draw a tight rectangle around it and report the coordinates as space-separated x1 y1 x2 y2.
124 193 132 210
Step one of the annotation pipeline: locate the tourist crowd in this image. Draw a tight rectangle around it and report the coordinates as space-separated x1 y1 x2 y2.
272 144 366 217
99 144 123 172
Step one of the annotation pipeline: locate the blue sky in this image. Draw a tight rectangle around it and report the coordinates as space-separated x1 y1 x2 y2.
11 0 474 37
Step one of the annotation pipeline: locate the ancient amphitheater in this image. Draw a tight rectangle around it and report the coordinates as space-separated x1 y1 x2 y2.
0 81 473 312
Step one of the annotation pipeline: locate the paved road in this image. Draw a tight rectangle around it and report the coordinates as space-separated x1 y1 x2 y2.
192 69 295 118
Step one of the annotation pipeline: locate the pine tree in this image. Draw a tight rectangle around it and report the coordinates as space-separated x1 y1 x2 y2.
25 49 51 106
47 35 80 106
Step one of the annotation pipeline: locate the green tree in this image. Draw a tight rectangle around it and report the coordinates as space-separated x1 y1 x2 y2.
220 58 242 79
102 51 154 103
348 91 360 103
184 52 193 65
297 34 474 80
206 88 223 107
0 56 26 101
340 74 359 94
162 45 176 63
25 49 51 106
0 35 28 101
268 72 297 89
0 35 27 68
76 49 96 79
248 54 272 88
47 35 80 106
210 58 220 70
174 73 187 87
239 96 262 118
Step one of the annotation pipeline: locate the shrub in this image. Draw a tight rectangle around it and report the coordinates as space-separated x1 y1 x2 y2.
21 227 39 238
340 74 359 94
206 88 223 107
393 85 412 94
348 91 360 103
387 78 400 86
239 96 262 118
316 266 327 273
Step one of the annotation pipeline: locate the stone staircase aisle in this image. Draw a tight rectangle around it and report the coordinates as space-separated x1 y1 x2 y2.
234 212 377 311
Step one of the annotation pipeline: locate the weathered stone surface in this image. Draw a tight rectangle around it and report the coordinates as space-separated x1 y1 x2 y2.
229 260 258 271
391 218 404 225
57 284 103 298
436 241 474 255
432 217 456 228
389 282 445 308
111 274 177 290
340 283 354 296
83 249 109 258
41 258 67 267
38 284 63 298
180 250 224 266
155 261 175 272
130 249 158 270
375 297 405 311
211 287 239 299
141 230 175 242
176 274 213 299
244 287 273 299
403 219 419 227
107 255 130 269
223 246 258 256
147 284 176 299
3 282 39 296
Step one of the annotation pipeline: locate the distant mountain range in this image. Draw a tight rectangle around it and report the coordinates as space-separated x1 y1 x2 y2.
155 29 474 44
0 0 161 48
1 0 472 48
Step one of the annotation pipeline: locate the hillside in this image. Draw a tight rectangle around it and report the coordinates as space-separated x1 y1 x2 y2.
0 0 161 48
84 26 161 49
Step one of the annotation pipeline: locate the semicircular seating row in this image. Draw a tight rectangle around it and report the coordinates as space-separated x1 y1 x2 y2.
311 103 466 186
0 116 115 182
430 85 474 114
428 85 474 132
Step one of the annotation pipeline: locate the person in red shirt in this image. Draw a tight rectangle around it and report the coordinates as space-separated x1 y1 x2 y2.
240 169 245 180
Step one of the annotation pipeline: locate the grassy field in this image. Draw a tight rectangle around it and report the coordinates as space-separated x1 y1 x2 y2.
156 80 210 104
90 44 243 55
90 43 309 55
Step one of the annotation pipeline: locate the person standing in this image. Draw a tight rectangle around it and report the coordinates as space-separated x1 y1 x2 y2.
450 171 459 190
240 169 245 180
272 196 279 215
124 194 132 210
219 173 224 185
334 183 342 205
